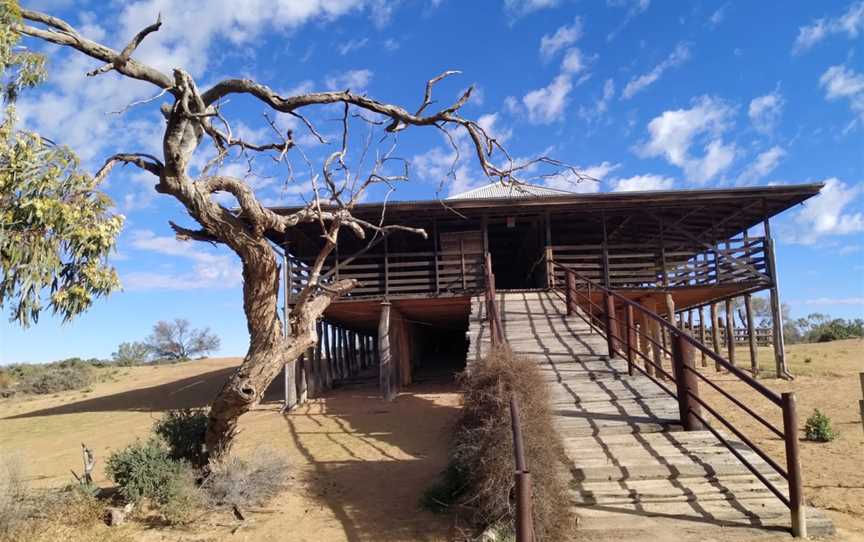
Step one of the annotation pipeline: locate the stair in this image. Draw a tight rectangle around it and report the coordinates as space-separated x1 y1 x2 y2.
467 290 834 540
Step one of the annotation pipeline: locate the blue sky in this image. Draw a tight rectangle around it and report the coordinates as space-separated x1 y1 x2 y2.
2 0 863 364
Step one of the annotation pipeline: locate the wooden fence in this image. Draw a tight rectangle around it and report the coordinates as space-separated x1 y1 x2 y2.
550 236 770 289
287 248 485 301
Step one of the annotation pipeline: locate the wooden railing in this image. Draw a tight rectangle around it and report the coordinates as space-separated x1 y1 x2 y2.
484 253 533 542
549 235 770 289
553 261 806 538
287 249 485 301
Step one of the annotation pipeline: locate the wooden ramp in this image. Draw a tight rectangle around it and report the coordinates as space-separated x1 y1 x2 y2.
468 290 833 540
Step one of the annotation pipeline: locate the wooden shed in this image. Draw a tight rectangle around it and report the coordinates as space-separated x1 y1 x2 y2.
268 182 822 400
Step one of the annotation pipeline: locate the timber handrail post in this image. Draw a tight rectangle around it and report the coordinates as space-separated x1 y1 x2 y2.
782 392 806 538
565 271 575 316
672 333 703 431
510 397 533 542
625 304 635 377
604 293 617 358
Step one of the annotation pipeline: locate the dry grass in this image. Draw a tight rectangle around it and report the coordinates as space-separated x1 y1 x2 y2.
442 347 575 541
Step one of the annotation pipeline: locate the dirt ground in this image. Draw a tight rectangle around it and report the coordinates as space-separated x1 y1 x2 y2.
697 338 864 541
0 358 461 541
1 338 862 541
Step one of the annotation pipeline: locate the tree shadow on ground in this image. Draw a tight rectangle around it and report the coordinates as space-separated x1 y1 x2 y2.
282 372 461 542
3 365 239 419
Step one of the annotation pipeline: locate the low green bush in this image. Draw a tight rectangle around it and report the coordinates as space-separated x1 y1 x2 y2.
105 438 189 503
153 409 208 468
804 409 837 442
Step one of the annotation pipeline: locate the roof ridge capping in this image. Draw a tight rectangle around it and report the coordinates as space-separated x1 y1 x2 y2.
446 181 574 200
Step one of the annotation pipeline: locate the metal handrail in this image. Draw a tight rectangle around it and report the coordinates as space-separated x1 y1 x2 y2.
550 260 806 538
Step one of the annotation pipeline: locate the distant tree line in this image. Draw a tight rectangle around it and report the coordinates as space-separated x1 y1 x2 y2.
783 313 864 344
0 319 220 398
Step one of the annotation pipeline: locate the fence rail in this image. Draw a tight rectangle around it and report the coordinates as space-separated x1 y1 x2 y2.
287 248 485 300
549 235 770 289
553 261 806 538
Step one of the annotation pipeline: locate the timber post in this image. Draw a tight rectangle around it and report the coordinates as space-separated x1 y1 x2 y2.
725 298 736 367
378 301 394 401
432 219 440 295
859 373 864 433
604 293 617 358
625 304 635 376
565 271 575 315
710 303 722 371
763 210 788 378
745 294 759 376
698 306 708 367
781 392 806 538
672 333 703 431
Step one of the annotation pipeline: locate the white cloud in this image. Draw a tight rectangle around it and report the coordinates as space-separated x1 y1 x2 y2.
581 161 621 181
740 146 786 182
606 0 650 41
803 297 864 306
611 174 674 192
748 89 785 134
325 69 374 91
792 178 864 244
636 96 737 183
338 38 369 55
124 230 242 290
819 64 864 124
505 0 560 17
522 74 573 124
709 4 727 26
544 170 600 193
793 1 864 54
477 113 512 143
579 78 615 121
560 48 586 74
622 42 690 99
539 18 583 58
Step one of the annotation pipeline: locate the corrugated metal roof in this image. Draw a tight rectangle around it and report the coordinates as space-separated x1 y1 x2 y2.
446 181 573 200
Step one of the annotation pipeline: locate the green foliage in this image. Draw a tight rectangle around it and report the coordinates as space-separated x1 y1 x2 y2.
105 438 192 504
0 358 99 396
0 110 124 327
1 3 124 328
18 364 93 394
785 313 864 344
153 409 208 468
0 1 47 103
202 451 289 510
112 341 152 366
804 409 837 442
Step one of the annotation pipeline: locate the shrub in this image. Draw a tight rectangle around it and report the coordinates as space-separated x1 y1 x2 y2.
112 341 152 366
426 347 575 541
804 409 837 442
203 450 289 510
16 364 93 395
153 409 208 468
106 438 187 503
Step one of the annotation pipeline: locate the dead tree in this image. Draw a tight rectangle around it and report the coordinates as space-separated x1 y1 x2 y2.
14 9 589 456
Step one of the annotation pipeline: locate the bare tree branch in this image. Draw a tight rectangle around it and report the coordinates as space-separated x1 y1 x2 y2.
93 153 164 184
16 10 174 90
87 13 163 77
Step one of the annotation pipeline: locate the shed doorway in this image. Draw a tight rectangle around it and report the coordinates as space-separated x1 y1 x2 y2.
487 215 545 290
